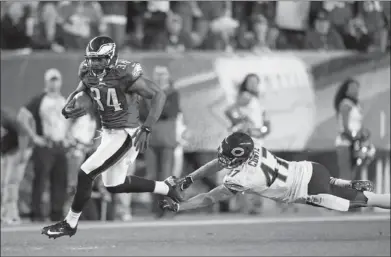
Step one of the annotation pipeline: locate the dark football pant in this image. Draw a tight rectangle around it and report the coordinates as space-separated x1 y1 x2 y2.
307 162 368 209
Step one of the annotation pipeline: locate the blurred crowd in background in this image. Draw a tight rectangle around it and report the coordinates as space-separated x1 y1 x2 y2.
1 1 390 53
1 1 389 225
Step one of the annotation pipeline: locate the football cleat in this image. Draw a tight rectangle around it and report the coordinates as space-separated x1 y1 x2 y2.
350 180 374 192
41 220 77 239
164 176 184 203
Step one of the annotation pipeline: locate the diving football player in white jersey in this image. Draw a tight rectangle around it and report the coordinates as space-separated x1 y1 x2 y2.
160 132 390 213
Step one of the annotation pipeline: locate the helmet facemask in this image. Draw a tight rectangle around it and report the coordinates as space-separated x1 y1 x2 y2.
217 132 255 169
217 146 249 169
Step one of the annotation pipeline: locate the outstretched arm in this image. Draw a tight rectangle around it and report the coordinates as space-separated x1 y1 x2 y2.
190 159 221 181
179 159 222 190
177 185 236 212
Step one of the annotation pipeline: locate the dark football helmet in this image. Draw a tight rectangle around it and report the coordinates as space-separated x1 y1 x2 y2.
218 132 254 169
85 36 118 75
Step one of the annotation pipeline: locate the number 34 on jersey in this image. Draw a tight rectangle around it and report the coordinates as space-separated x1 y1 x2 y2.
90 86 124 112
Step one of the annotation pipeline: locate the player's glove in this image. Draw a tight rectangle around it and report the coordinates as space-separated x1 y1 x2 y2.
177 176 194 191
159 199 179 212
62 98 87 119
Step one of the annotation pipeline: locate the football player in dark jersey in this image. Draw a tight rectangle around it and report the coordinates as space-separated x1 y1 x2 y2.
42 36 183 239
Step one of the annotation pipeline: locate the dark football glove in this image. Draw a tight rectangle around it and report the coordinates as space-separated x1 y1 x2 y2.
178 176 193 191
62 99 87 119
159 199 179 212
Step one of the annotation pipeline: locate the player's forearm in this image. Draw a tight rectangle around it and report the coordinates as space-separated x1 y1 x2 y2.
177 185 234 212
189 159 220 181
143 90 166 128
66 82 86 104
177 193 215 212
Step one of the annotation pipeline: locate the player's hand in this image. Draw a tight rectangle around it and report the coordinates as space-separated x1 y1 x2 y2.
159 199 179 212
62 98 86 119
132 126 151 153
177 176 194 191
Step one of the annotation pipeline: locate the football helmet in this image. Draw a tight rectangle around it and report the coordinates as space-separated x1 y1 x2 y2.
85 36 118 75
218 132 254 169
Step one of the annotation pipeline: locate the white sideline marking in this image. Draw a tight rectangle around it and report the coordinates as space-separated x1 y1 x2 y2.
69 246 99 251
1 215 389 233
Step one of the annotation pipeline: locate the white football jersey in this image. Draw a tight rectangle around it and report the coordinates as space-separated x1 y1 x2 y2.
223 142 313 203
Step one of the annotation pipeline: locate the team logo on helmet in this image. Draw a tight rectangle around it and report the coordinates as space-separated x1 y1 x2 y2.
86 43 115 57
231 147 245 157
85 36 118 74
218 132 254 169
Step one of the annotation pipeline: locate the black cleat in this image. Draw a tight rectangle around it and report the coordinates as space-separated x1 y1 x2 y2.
41 220 77 239
164 176 185 202
351 180 374 192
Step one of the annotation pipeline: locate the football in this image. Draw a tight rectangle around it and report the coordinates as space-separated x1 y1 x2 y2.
73 91 93 110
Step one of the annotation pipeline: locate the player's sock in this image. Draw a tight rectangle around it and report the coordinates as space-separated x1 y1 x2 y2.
307 194 350 211
70 169 94 215
153 181 169 195
105 176 169 195
329 177 351 188
363 192 391 209
65 209 81 228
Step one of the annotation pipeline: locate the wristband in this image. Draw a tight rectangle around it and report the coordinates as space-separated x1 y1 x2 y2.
141 125 152 134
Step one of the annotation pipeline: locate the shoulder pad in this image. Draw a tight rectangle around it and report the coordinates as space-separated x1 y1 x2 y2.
224 182 246 193
116 60 143 81
78 60 89 80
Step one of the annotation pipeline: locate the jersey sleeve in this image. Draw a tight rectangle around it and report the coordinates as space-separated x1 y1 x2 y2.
124 62 143 88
